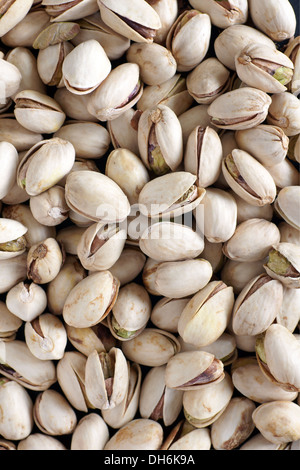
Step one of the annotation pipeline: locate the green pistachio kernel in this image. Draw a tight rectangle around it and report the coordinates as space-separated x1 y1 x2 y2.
267 249 293 276
0 236 26 253
273 66 293 86
111 316 137 340
149 147 170 176
255 334 267 364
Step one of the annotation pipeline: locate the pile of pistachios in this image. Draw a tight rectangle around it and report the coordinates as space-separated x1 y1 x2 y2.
0 0 300 451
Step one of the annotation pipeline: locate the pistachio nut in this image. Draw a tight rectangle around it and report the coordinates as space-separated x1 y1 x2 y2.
122 328 181 367
42 0 99 22
97 0 162 43
71 413 109 450
54 86 98 122
0 56 22 100
177 280 234 348
17 138 75 197
264 242 300 289
0 142 19 199
190 0 248 29
162 421 211 451
27 237 64 284
0 217 27 260
231 356 299 403
104 419 164 450
279 221 300 246
235 124 290 168
1 9 50 48
126 42 177 86
33 389 77 436
222 149 277 206
207 87 272 130
277 286 300 332
33 21 80 49
186 57 231 105
56 351 89 412
65 170 131 223
101 362 142 429
0 117 43 152
240 432 288 450
267 92 300 137
58 156 100 187
1 170 30 206
87 62 143 121
284 36 300 96
264 158 300 190
85 347 129 410
105 148 150 205
0 439 16 450
0 378 33 441
248 0 296 42
252 401 300 445
63 270 119 328
0 0 33 37
0 300 23 341
37 41 74 88
147 0 178 45
166 9 211 72
138 104 183 174
0 339 57 390
150 296 191 334
214 24 277 71
192 332 238 367
62 39 111 95
179 104 216 147
66 322 116 357
235 43 294 94
17 434 66 450
109 247 146 287
6 281 47 322
223 218 280 263
200 238 225 273
183 371 234 428
107 108 139 156
29 185 69 227
274 186 300 231
56 225 85 255
232 273 283 336
139 364 183 426
24 313 67 361
0 253 28 295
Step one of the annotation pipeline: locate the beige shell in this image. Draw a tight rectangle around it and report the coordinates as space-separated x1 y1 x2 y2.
267 92 300 137
71 413 109 450
0 300 23 340
43 0 100 22
6 281 47 322
189 0 248 29
66 322 116 357
0 217 27 260
0 142 19 199
17 433 66 450
150 297 191 333
56 351 89 412
0 253 28 295
104 419 163 450
0 58 22 100
0 118 42 152
29 186 69 227
162 421 211 450
267 159 300 189
285 36 300 96
0 0 33 37
274 186 300 231
1 9 50 48
54 87 98 122
62 270 119 328
109 247 146 287
248 0 296 42
27 237 63 285
107 108 139 156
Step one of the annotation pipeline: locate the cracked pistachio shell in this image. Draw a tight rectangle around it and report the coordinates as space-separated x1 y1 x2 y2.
166 9 211 72
54 87 98 121
105 148 150 205
208 87 272 131
29 185 69 227
189 0 248 29
214 24 277 71
66 322 116 357
107 108 139 156
232 274 283 336
27 237 64 284
85 347 129 410
62 39 111 95
248 0 296 42
56 351 89 412
108 283 151 342
6 47 47 96
264 242 300 289
277 286 300 332
257 324 300 392
186 58 231 105
148 0 178 45
235 43 294 94
267 92 300 137
97 0 162 43
138 104 183 174
183 371 234 428
88 62 143 121
139 364 183 426
0 118 42 152
33 21 80 49
63 270 119 328
285 36 300 96
0 253 27 294
104 419 163 450
231 357 298 403
165 350 224 391
54 121 110 159
0 339 57 390
0 0 33 37
164 422 211 451
71 413 109 450
0 378 33 441
178 281 234 348
150 297 191 333
138 171 205 219
17 138 75 197
109 247 146 287
143 258 213 299
65 170 131 223
223 218 280 263
37 41 74 88
235 124 289 168
279 221 300 246
126 42 177 86
179 105 216 147
17 434 66 450
42 0 99 22
6 281 47 322
0 58 22 100
33 389 77 436
275 186 300 231
121 328 181 367
0 218 27 260
179 332 237 366
1 9 50 48
211 397 256 450
222 149 277 207
0 142 19 199
252 401 300 445
139 221 204 262
102 362 142 429
25 313 67 361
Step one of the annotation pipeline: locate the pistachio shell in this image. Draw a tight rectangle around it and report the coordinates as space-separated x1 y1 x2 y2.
56 351 89 412
0 118 42 152
104 419 163 450
189 0 248 29
0 0 33 37
0 217 27 260
18 434 66 450
0 142 19 199
267 92 300 137
71 413 109 450
0 301 23 340
248 0 296 42
43 0 100 22
27 237 63 285
274 186 300 231
33 21 80 49
150 297 191 333
25 313 67 361
1 9 50 48
6 281 47 322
